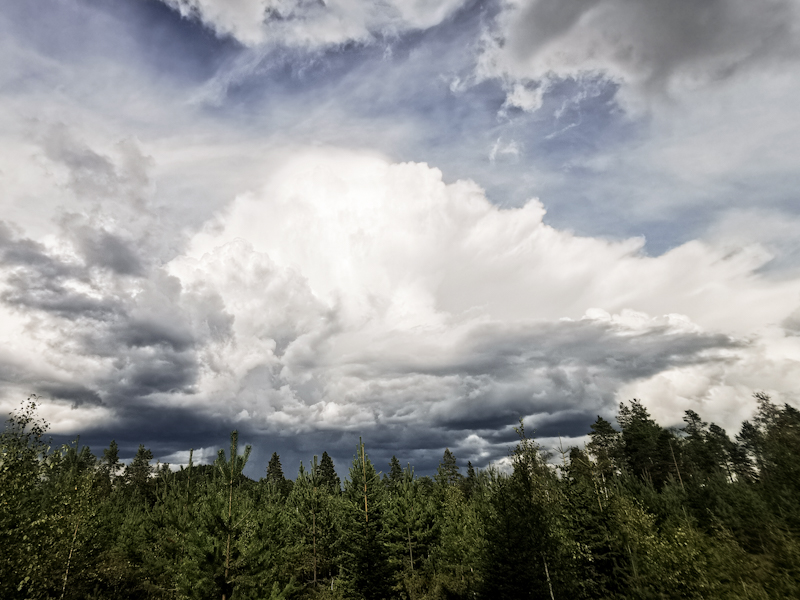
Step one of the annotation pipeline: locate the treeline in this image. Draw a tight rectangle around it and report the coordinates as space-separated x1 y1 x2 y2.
1 393 799 599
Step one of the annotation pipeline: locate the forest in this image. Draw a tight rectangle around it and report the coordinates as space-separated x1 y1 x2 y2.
1 392 799 600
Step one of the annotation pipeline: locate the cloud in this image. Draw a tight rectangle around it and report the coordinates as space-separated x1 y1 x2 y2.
160 0 469 47
160 149 800 454
1 0 798 478
1 117 799 473
503 82 544 112
479 0 800 104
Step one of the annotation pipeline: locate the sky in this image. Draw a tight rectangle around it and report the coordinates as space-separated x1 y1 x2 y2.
1 0 800 478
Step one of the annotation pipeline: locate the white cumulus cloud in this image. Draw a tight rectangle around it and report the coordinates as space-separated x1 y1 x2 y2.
160 0 468 47
163 148 800 437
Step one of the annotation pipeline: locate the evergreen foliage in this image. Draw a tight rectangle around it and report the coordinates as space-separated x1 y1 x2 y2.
267 451 293 497
319 451 341 493
434 448 462 489
385 455 403 490
343 441 395 600
2 392 800 599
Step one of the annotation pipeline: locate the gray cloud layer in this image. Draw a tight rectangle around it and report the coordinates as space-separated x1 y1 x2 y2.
483 0 800 96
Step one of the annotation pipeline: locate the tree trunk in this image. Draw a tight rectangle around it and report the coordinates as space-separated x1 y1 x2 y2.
407 525 414 571
543 556 555 600
313 508 317 585
361 441 369 523
223 474 233 600
60 519 81 600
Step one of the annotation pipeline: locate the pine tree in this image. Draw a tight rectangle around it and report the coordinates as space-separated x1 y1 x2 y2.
481 421 560 600
617 400 664 483
319 451 341 493
460 461 477 499
288 457 343 588
125 445 155 503
562 447 620 599
217 431 251 600
100 440 122 489
587 416 620 478
343 440 395 600
386 455 403 490
435 448 462 488
385 466 437 576
681 410 739 485
267 451 292 497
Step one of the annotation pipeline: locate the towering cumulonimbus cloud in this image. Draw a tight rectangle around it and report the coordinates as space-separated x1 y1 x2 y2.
164 149 800 442
1 138 799 467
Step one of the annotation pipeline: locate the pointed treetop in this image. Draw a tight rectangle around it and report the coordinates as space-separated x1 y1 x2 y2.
319 451 340 492
460 460 477 498
435 448 462 487
267 451 285 484
216 430 252 482
387 455 403 487
102 440 120 467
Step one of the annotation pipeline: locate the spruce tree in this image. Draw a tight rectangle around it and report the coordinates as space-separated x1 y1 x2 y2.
435 448 462 488
319 451 341 493
386 455 403 490
288 457 342 588
481 422 560 600
617 400 664 483
431 475 483 596
125 445 155 503
100 440 122 489
267 451 292 497
460 460 477 499
587 416 620 478
343 441 394 600
178 431 262 600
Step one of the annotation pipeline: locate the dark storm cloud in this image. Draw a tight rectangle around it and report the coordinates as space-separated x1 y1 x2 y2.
304 318 744 473
505 0 799 89
382 319 738 382
180 317 742 478
0 222 119 319
511 0 602 58
0 222 79 279
0 218 205 415
75 229 144 276
115 317 194 351
37 383 103 407
111 350 198 397
48 401 232 462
